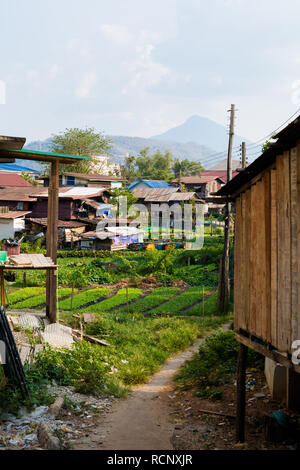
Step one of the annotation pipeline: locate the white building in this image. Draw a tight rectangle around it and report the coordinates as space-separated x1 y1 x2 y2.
0 211 30 240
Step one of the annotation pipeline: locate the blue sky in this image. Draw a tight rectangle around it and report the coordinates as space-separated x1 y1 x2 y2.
1 0 300 144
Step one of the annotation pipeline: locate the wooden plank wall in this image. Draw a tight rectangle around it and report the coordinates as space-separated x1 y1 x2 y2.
234 145 300 355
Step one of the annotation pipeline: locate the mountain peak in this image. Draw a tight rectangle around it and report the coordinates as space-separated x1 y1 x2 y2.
152 115 251 153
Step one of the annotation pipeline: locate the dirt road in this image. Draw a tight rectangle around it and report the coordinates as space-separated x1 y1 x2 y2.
75 339 202 450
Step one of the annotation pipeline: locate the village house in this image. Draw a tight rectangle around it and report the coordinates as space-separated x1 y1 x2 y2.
0 208 30 240
42 172 124 189
25 218 87 249
28 186 110 220
0 173 34 187
128 180 170 190
217 115 300 441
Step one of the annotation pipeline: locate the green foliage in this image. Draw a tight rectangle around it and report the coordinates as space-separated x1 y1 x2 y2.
21 172 39 186
175 330 264 400
58 287 111 310
109 186 138 209
50 127 112 174
151 286 211 315
116 287 180 314
85 288 142 312
12 288 74 309
7 287 45 305
172 159 203 179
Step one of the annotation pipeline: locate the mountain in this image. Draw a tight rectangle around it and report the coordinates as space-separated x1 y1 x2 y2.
23 115 253 172
151 115 251 153
24 135 214 169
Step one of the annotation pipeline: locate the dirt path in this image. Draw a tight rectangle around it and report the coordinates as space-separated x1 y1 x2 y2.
75 339 203 450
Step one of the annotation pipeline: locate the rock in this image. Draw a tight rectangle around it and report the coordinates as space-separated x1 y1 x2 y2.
37 423 61 450
48 397 64 418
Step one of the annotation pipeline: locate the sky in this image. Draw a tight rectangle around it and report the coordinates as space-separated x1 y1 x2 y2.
1 0 300 145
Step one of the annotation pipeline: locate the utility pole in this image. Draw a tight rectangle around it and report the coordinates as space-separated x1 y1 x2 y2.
241 141 246 169
218 104 235 312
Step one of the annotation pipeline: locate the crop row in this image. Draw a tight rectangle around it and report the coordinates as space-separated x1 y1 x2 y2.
12 288 76 310
150 286 211 315
58 287 111 310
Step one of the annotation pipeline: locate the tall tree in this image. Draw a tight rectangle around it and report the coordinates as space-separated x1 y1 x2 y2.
50 127 112 174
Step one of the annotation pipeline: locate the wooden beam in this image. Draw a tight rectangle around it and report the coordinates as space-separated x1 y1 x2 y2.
46 160 59 323
235 332 300 372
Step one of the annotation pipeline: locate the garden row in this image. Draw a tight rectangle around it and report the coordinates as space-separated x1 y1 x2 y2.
6 285 215 317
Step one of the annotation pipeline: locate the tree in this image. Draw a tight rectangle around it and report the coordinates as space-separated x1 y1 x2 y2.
172 159 203 180
109 187 138 211
21 172 39 186
120 155 137 183
50 127 112 174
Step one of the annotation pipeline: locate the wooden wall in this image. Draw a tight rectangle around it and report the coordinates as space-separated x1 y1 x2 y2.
234 143 300 355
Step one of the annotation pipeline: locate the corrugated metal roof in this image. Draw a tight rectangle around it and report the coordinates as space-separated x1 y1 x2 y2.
0 163 39 173
27 218 86 228
0 211 31 219
35 187 108 200
170 192 197 201
128 180 170 190
0 173 33 187
133 187 178 199
65 172 123 181
0 187 41 201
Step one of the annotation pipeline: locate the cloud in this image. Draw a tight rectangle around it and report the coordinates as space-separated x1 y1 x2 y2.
75 72 97 98
100 24 133 44
49 64 61 80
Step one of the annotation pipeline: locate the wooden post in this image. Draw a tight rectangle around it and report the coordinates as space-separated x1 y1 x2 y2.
236 342 248 443
46 159 59 323
126 285 129 314
23 272 27 287
241 142 247 169
218 104 235 312
202 285 205 315
70 282 75 311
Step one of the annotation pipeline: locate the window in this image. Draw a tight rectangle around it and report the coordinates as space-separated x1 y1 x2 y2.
17 202 24 210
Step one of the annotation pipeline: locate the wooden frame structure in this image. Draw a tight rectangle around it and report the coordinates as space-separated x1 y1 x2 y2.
0 137 89 323
217 116 300 441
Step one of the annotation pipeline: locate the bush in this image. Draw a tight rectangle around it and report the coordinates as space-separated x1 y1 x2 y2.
175 330 264 400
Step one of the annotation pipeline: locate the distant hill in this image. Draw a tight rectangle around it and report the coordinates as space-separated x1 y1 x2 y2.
24 135 215 170
23 115 253 172
152 115 252 153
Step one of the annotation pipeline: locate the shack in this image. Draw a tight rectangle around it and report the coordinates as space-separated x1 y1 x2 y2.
217 115 300 441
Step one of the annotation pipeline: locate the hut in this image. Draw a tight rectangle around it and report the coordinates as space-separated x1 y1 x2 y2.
217 116 300 441
0 136 89 323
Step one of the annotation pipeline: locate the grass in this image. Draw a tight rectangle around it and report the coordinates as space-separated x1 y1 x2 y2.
11 288 76 310
84 288 142 313
116 287 180 314
175 329 264 400
58 287 111 310
7 287 46 305
150 286 212 315
185 290 218 316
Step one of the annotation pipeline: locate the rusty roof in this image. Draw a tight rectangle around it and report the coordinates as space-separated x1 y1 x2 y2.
27 218 87 228
0 173 33 187
0 187 42 201
0 211 31 219
133 187 178 200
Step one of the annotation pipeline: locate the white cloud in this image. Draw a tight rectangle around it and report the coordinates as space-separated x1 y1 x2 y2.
75 72 97 98
100 24 133 44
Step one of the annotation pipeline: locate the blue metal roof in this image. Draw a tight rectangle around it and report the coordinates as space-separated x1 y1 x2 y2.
128 180 170 190
0 163 39 173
